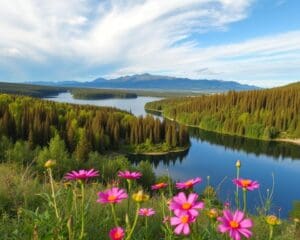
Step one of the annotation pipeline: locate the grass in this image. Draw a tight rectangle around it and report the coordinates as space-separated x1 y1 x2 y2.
0 162 299 240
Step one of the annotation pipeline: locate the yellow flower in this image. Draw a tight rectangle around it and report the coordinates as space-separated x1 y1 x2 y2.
294 218 300 223
44 159 56 168
266 215 281 226
207 208 218 219
235 160 241 168
132 190 149 203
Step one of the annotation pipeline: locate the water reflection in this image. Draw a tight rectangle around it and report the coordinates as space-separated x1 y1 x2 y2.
189 127 300 160
128 148 190 167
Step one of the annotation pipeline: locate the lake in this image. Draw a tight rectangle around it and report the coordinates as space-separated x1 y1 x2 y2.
45 92 300 217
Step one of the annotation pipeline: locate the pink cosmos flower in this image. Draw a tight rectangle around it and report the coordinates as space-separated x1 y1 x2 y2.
64 169 99 181
169 192 204 217
118 170 142 180
170 212 196 235
138 208 156 217
176 177 202 190
97 187 128 204
109 227 125 240
233 178 259 191
218 210 253 240
151 182 168 190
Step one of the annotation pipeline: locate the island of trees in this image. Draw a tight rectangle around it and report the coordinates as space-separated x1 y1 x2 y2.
145 82 300 140
70 89 138 100
0 94 189 163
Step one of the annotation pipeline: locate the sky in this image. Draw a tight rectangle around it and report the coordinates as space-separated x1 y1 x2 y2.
0 0 300 87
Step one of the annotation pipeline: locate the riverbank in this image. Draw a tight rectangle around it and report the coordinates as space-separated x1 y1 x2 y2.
145 107 300 146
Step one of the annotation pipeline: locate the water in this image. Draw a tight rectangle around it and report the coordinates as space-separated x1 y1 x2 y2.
46 92 300 217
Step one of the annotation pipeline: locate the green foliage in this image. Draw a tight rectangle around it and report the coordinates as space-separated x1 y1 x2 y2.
146 83 300 140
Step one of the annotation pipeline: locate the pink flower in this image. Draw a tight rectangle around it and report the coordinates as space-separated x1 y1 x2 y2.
218 210 253 240
170 212 196 235
233 178 259 191
176 177 202 190
118 170 142 180
138 208 156 217
64 169 99 181
151 182 168 190
169 192 204 217
109 227 125 240
97 187 128 204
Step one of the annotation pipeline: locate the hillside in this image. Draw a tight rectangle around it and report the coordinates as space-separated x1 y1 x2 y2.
30 73 259 92
0 82 66 97
145 82 300 140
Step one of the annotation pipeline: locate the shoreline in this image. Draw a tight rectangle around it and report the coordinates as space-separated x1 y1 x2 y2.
145 107 300 147
125 145 190 156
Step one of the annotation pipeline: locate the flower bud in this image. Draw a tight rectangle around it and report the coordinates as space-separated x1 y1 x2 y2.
266 215 281 226
44 159 56 168
132 190 149 203
235 160 241 168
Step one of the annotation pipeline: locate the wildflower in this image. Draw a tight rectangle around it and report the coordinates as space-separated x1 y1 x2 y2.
44 159 56 168
224 202 230 209
170 212 196 235
118 170 142 180
236 160 241 168
97 187 128 204
266 215 281 225
132 190 149 203
169 192 204 217
109 227 125 240
217 209 253 240
138 208 155 217
233 178 259 191
207 208 219 219
151 182 168 190
64 169 99 181
176 177 202 190
294 218 300 223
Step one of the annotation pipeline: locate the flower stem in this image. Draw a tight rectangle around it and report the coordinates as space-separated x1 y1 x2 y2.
145 217 148 239
243 189 247 213
235 167 240 209
111 203 119 227
127 179 132 213
268 225 274 240
125 203 140 240
48 168 60 220
79 181 85 240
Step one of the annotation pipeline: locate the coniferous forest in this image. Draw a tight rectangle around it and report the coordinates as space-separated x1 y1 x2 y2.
0 94 189 168
145 82 300 140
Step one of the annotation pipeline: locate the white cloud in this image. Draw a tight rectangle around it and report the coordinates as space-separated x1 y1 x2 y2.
0 0 299 87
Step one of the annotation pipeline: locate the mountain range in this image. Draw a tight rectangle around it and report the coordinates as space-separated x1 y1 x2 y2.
29 73 259 92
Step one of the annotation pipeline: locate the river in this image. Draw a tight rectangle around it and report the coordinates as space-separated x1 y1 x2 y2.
45 92 300 217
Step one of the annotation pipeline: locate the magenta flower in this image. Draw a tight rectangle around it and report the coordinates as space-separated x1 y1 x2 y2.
169 192 204 217
218 210 253 240
151 182 168 190
64 169 99 181
176 177 202 190
97 187 128 204
118 170 142 180
138 208 156 217
109 227 125 240
170 212 196 235
233 178 259 191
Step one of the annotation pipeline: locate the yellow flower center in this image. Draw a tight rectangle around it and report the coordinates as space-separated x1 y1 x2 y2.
229 220 239 229
182 202 192 210
108 195 117 202
155 183 165 188
185 180 193 187
113 231 122 239
181 215 189 224
240 179 251 188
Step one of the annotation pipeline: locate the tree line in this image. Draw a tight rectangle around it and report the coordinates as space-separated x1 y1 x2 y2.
0 94 189 163
145 82 300 139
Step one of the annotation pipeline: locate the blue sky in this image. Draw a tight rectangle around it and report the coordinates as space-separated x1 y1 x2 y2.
0 0 300 87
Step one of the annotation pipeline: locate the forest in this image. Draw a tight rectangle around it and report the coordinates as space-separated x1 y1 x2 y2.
0 82 66 97
145 82 300 140
0 94 189 171
71 89 138 100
